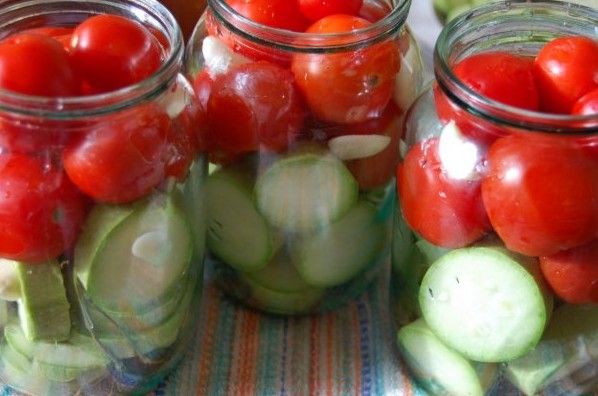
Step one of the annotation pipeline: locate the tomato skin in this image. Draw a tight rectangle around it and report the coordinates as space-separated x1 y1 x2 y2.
226 0 310 32
482 134 598 257
435 52 538 147
205 61 305 161
398 137 491 248
571 87 598 116
291 15 400 124
0 33 80 97
70 14 162 93
0 153 88 263
62 105 170 203
540 239 598 304
298 0 364 21
534 36 598 114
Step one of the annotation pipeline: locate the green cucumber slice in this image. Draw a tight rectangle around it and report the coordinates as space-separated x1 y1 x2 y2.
505 304 598 396
255 152 358 233
245 251 314 293
419 246 552 362
75 195 193 313
206 166 274 271
15 260 70 342
4 321 109 369
241 275 325 315
397 318 485 396
291 201 387 287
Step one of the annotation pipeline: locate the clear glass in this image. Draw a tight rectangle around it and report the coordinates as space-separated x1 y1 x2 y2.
392 1 598 395
0 1 206 394
185 0 424 315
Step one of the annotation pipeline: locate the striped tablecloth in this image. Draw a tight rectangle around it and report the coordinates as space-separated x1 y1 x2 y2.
150 264 427 396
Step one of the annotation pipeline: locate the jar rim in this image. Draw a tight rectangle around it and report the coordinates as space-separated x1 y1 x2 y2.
0 0 183 119
434 0 598 134
207 0 412 52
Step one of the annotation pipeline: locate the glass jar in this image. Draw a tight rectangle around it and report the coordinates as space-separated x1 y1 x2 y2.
185 0 423 315
392 1 598 395
0 0 206 394
434 0 598 23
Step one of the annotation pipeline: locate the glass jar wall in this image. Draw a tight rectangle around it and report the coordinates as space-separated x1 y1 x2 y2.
392 1 598 395
185 0 424 315
0 0 206 394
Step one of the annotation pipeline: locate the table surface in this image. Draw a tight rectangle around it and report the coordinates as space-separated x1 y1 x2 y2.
0 3 443 396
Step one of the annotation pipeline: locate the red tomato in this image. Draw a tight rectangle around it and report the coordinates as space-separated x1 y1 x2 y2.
205 61 305 162
534 36 598 114
164 104 204 180
398 137 491 248
540 239 598 304
571 87 598 116
291 14 400 124
482 134 598 257
69 14 162 93
298 0 363 21
435 52 539 147
0 116 79 154
62 104 170 203
0 153 88 263
226 0 310 32
21 26 74 38
204 9 292 66
0 33 80 97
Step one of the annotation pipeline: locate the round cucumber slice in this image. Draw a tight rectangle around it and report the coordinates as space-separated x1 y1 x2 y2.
419 246 552 363
291 201 387 287
255 152 358 233
206 167 274 271
245 251 314 293
4 322 109 369
75 195 193 313
241 275 325 315
397 318 485 396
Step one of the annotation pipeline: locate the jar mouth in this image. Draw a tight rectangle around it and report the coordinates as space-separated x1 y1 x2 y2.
434 0 598 134
0 0 183 119
208 0 411 52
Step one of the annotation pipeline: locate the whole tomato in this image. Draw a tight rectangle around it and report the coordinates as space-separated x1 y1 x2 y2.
0 32 80 97
226 0 310 32
398 136 491 248
0 153 88 263
291 14 400 124
204 61 305 162
69 14 162 93
62 104 170 203
435 52 539 147
540 239 598 305
534 36 598 114
482 134 598 257
298 0 363 21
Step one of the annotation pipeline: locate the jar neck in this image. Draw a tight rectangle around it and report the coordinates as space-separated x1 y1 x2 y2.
434 0 598 133
207 0 411 52
0 0 183 119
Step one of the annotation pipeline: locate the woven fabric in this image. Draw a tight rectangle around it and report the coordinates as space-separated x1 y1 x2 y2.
150 270 424 396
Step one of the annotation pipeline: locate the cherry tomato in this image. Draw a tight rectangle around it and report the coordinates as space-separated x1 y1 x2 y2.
69 14 162 93
0 33 80 97
62 104 170 203
534 36 598 114
398 137 491 248
571 87 598 116
205 61 305 162
291 14 400 124
226 0 310 32
482 134 598 257
164 104 203 181
435 52 539 147
0 153 88 263
540 239 598 305
298 0 363 21
205 9 292 66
